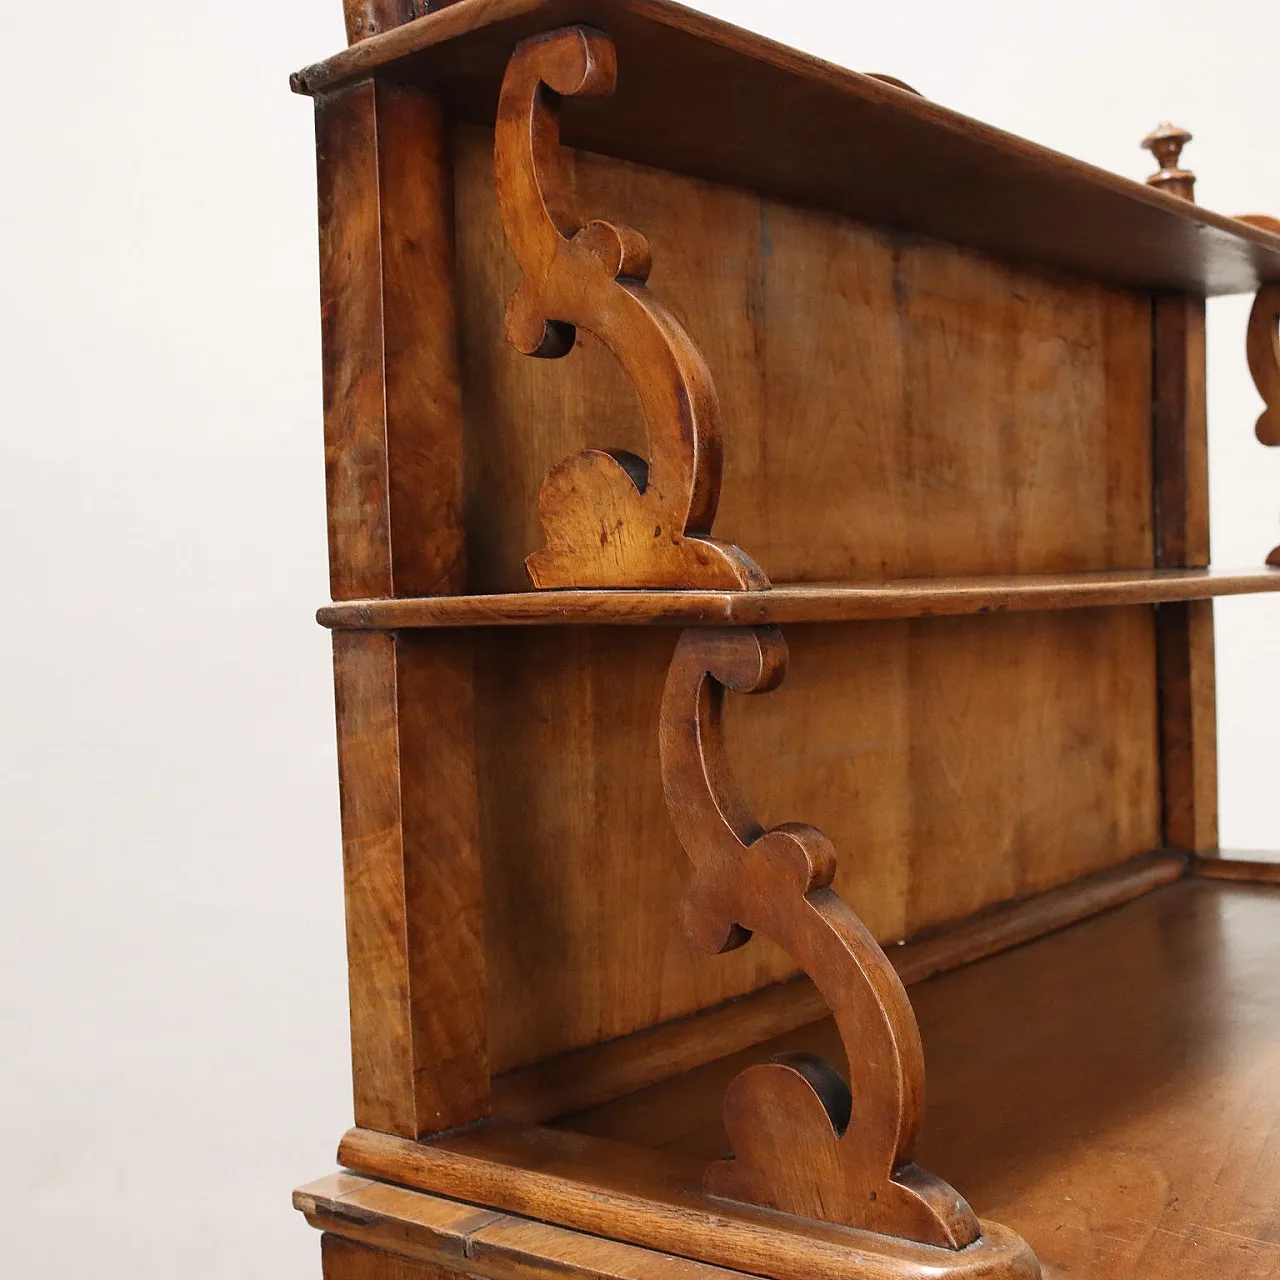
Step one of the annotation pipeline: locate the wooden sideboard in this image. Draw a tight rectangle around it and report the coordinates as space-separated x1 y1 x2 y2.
290 4 1280 1278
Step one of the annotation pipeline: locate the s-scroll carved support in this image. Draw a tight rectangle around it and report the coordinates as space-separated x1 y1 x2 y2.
658 627 980 1249
494 27 768 591
1247 284 1280 566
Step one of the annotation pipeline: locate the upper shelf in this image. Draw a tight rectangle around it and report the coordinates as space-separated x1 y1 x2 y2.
291 0 1280 296
317 566 1280 629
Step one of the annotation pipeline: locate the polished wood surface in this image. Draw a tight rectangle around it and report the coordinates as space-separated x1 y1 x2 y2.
470 610 1158 1075
332 631 488 1137
490 852 1184 1126
297 4 1280 1275
318 567 1280 629
658 626 977 1245
316 79 467 601
493 27 764 590
323 1237 454 1280
453 122 1154 594
300 1173 747 1280
554 879 1280 1279
1192 850 1280 884
290 0 1280 297
338 1126 1041 1280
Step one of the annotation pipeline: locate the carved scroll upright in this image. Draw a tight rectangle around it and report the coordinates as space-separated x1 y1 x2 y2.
1247 284 1280 566
494 28 767 591
659 627 980 1249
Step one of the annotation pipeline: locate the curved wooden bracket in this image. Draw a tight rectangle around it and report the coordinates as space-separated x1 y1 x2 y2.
658 627 980 1249
1246 284 1280 566
494 27 768 591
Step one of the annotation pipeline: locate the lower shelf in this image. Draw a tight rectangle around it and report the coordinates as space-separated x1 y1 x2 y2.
555 876 1280 1280
334 875 1280 1279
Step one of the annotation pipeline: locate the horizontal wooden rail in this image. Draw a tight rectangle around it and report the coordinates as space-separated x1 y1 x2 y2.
337 1125 1040 1280
318 567 1280 630
1191 851 1280 885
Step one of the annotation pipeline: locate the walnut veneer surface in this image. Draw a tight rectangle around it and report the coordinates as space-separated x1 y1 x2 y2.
559 877 1280 1279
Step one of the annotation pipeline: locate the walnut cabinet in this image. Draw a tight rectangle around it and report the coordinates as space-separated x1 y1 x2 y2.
289 4 1280 1278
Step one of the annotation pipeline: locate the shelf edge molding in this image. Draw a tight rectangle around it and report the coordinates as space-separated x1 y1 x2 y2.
315 566 1280 630
658 625 981 1248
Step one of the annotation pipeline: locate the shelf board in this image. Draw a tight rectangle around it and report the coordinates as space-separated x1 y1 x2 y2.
556 876 1280 1280
290 0 1280 296
317 566 1280 629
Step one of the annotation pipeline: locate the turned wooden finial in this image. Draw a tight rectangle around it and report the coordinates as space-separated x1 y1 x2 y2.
1143 122 1196 202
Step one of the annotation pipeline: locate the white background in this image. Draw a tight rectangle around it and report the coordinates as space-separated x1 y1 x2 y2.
1 1 1277 1276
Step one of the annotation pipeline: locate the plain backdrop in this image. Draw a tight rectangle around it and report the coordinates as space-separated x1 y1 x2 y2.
1 1 1277 1275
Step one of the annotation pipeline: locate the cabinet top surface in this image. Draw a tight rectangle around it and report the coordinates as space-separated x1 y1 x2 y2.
293 0 1280 296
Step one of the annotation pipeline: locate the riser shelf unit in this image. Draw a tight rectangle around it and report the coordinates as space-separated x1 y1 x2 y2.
289 4 1280 1280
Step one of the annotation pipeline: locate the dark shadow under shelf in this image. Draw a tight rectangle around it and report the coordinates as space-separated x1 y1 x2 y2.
318 566 1280 629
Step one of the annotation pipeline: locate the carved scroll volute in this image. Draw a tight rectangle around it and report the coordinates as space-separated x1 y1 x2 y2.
1247 285 1280 567
494 28 768 591
659 627 980 1249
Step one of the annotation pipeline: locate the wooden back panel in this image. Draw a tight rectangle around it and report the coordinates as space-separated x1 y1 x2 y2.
453 124 1154 593
444 126 1164 1073
476 611 1160 1075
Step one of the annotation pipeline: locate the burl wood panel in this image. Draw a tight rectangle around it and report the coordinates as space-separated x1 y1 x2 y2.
453 124 1153 593
333 630 488 1136
476 608 1159 1074
316 79 465 600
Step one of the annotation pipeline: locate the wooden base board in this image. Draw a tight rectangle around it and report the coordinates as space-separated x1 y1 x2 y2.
492 851 1186 1124
298 1173 746 1279
337 1126 1039 1280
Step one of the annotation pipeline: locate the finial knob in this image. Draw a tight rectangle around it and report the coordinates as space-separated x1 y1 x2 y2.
1142 122 1196 202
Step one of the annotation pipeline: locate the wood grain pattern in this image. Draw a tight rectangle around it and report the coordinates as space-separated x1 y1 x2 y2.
554 878 1280 1280
316 79 466 600
1153 298 1209 569
658 626 977 1246
493 27 764 589
338 1125 1040 1280
491 852 1184 1125
454 124 1154 594
300 1174 750 1280
323 1236 459 1280
332 631 488 1137
1156 601 1218 852
316 567 1280 629
289 0 1280 297
472 609 1159 1075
